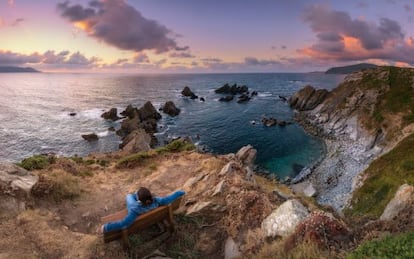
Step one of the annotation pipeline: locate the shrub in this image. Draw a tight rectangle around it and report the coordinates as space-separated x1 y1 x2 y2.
31 170 81 202
347 232 414 259
117 151 152 168
19 155 50 170
155 139 195 154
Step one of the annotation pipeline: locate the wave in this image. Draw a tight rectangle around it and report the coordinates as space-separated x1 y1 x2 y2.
258 92 272 98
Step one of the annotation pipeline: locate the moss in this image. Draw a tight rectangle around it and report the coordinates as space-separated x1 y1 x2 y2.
345 133 414 219
19 155 51 170
347 231 414 259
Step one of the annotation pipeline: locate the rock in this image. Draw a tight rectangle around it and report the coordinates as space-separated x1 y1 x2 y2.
288 85 328 111
262 117 277 127
118 117 141 137
278 95 288 102
215 83 249 95
69 112 76 116
278 120 287 127
200 97 205 102
108 126 116 132
215 83 231 94
219 162 238 176
81 133 98 141
261 199 309 237
251 91 258 96
120 104 138 119
237 94 250 103
380 184 414 221
219 95 234 102
161 101 180 117
212 180 225 196
119 129 152 153
236 145 257 168
101 108 119 121
138 101 162 122
186 201 212 215
303 183 317 197
181 86 198 99
0 162 38 212
224 237 241 259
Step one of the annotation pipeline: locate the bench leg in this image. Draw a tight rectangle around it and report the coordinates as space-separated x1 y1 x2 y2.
121 229 130 251
167 206 175 232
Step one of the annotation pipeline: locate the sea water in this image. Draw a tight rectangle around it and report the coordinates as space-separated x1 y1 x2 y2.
0 72 344 179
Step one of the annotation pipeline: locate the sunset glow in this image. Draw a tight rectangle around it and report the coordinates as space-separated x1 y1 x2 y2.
1 0 414 72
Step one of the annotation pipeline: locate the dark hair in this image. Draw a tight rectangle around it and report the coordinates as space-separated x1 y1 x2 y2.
137 187 153 206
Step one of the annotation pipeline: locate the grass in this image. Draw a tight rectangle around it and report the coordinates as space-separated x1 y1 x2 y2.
116 151 153 168
18 154 54 170
32 170 81 202
345 132 414 219
347 231 414 259
155 138 195 154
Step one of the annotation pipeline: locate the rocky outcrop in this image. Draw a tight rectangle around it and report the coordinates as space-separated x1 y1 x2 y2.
289 85 328 111
81 133 98 141
138 101 162 122
236 145 256 169
261 199 309 237
119 129 152 154
219 95 234 102
161 101 180 117
120 104 138 119
237 94 250 103
181 86 198 99
215 83 248 95
0 162 38 212
380 184 414 221
101 108 120 121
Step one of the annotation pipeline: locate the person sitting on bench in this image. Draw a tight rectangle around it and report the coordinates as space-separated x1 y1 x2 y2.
98 187 185 234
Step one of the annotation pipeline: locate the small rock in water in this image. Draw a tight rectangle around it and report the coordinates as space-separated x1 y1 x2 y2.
69 112 76 116
81 133 98 141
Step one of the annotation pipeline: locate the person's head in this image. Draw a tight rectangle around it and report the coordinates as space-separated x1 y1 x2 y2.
137 187 153 206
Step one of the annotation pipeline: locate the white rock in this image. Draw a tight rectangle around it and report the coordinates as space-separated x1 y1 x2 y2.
303 183 317 197
186 201 212 215
224 237 241 259
236 145 257 167
212 180 225 196
380 184 414 221
261 199 309 237
219 162 237 176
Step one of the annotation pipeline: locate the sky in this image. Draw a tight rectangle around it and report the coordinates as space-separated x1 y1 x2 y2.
1 0 414 73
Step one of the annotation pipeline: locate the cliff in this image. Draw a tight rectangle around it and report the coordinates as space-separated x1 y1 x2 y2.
325 63 377 74
290 66 414 212
0 66 40 73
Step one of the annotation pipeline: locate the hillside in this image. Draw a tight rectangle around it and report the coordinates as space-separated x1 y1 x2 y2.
0 66 40 73
325 63 377 74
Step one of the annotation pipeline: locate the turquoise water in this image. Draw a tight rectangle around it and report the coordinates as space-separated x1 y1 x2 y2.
0 72 344 178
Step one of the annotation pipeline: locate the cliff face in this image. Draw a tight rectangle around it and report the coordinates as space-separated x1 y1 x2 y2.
291 67 414 211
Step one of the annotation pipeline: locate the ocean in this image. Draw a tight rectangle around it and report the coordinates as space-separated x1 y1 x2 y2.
0 72 344 179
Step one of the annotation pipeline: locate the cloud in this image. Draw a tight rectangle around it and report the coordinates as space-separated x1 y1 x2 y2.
300 4 414 64
169 52 195 58
404 4 412 12
57 0 185 53
7 0 14 6
201 58 222 63
244 57 281 66
133 53 150 63
11 18 24 26
0 17 5 27
0 50 42 65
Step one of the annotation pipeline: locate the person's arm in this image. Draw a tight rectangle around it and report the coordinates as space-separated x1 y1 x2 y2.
156 190 185 206
103 209 138 233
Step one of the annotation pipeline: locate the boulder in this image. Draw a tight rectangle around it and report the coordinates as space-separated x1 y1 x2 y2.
69 112 76 116
219 95 234 102
119 129 152 153
261 199 309 237
118 117 141 137
251 91 258 97
236 145 257 168
81 133 98 141
380 184 414 221
181 86 198 99
138 101 161 122
101 108 120 121
0 162 38 212
262 117 277 127
215 83 249 95
120 104 139 119
200 97 205 102
237 94 250 103
224 237 242 259
215 83 231 94
161 101 180 117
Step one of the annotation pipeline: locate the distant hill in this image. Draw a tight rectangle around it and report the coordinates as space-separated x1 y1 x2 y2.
0 66 40 73
325 63 377 74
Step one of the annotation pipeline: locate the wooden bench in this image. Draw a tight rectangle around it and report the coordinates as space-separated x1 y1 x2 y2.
101 197 182 250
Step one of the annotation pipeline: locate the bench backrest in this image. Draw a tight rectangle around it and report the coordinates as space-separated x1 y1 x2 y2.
101 197 182 243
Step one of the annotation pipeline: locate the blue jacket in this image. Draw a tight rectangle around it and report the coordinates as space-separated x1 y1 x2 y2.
103 190 185 233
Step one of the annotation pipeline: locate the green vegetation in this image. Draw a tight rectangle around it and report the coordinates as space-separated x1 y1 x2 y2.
117 139 195 168
117 151 152 168
345 133 414 219
19 154 54 170
155 138 195 154
347 232 414 259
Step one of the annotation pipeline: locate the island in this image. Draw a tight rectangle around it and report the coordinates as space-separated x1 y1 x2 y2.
0 66 40 73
